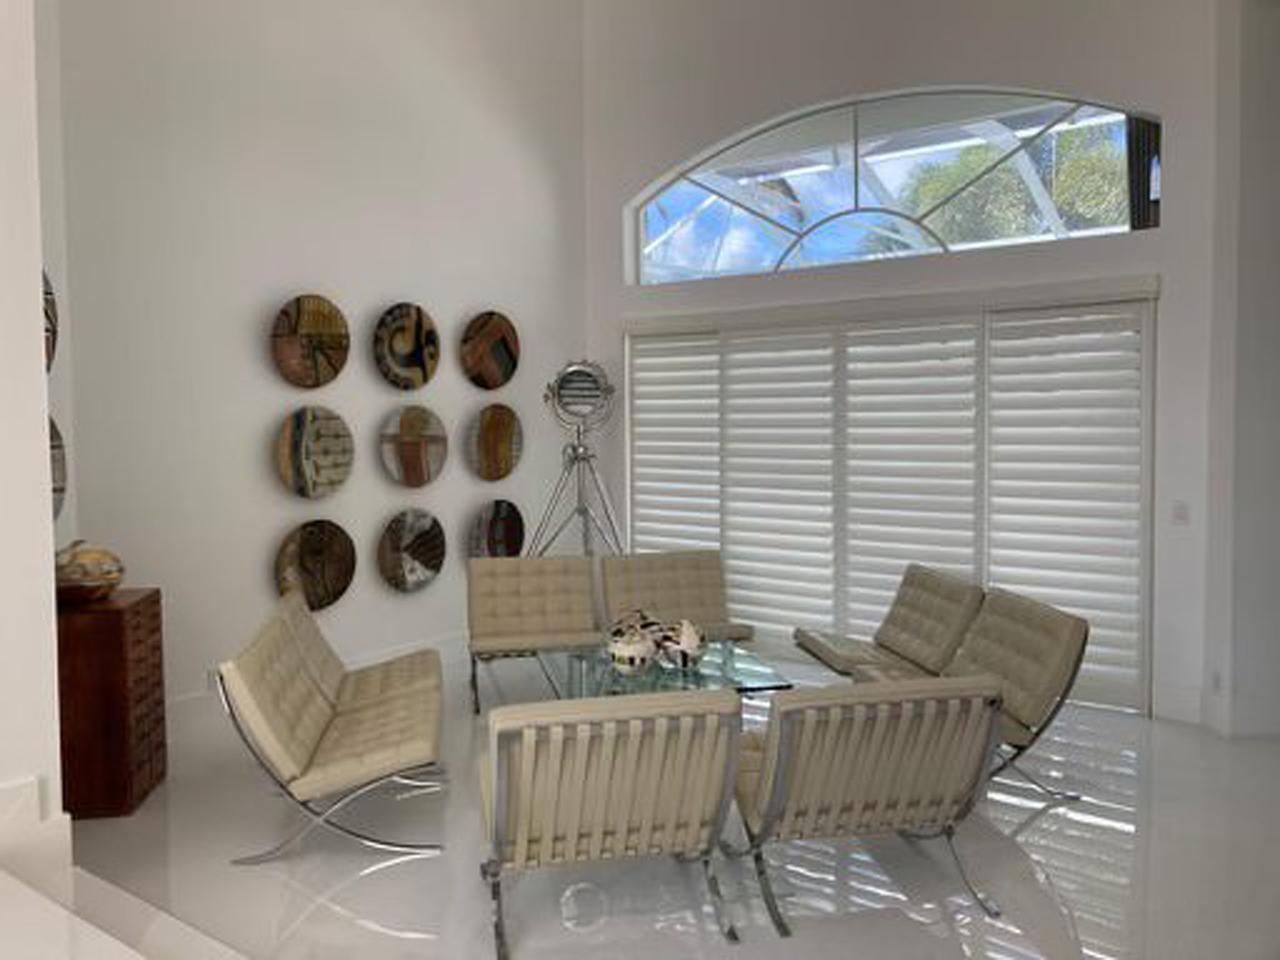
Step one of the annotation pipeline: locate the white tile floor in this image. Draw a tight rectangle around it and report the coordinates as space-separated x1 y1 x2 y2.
74 643 1280 960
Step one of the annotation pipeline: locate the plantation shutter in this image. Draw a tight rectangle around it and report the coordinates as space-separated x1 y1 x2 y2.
628 334 722 551
844 322 980 638
985 304 1148 709
722 331 836 632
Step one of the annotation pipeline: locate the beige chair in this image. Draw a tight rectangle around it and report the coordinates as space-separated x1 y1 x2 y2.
796 567 1088 800
216 596 445 864
794 563 983 677
732 677 1004 935
467 556 602 714
601 550 754 643
478 689 743 959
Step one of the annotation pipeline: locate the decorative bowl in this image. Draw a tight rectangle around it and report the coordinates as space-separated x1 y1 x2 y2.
658 619 706 670
55 540 125 606
607 609 663 675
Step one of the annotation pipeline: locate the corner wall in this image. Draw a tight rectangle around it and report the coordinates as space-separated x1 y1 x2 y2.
58 0 587 696
0 0 72 894
583 0 1230 724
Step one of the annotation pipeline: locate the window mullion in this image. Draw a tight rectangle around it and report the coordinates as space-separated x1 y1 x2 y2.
975 313 991 585
833 330 850 635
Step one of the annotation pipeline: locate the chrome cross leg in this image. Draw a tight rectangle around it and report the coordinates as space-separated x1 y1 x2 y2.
481 861 510 960
700 855 740 944
996 755 1082 803
900 826 1000 919
720 835 788 938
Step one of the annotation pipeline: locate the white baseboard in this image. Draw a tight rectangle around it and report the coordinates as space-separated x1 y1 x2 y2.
1152 682 1203 726
0 776 72 903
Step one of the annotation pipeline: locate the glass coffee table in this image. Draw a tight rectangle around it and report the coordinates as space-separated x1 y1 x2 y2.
536 641 792 699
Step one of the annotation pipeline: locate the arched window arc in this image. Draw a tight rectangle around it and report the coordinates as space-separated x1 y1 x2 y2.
633 88 1161 285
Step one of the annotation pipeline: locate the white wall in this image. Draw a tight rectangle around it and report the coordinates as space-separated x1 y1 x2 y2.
59 0 586 697
582 0 1230 725
0 0 72 892
1228 0 1280 735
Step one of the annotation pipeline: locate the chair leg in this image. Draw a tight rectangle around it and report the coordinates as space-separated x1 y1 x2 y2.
701 855 740 944
1005 759 1082 802
752 847 792 938
481 861 509 960
471 656 482 715
942 826 1000 919
232 777 444 866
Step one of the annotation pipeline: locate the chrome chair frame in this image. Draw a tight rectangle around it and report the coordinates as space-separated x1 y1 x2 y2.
216 674 445 865
727 690 1006 935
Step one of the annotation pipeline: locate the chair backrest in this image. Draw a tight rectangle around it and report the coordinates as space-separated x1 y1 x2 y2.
467 556 596 639
746 677 1001 844
944 588 1089 733
218 611 334 783
486 689 742 870
874 563 985 674
277 588 346 704
601 551 729 627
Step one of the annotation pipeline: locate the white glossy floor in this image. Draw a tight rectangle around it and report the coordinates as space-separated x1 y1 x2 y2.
74 644 1280 960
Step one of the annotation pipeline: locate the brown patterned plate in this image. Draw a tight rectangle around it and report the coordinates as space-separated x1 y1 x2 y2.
379 405 448 487
374 302 440 390
43 270 58 373
271 294 350 388
466 403 523 481
469 499 525 557
460 310 519 389
50 417 66 520
378 508 446 593
275 406 354 498
275 519 356 610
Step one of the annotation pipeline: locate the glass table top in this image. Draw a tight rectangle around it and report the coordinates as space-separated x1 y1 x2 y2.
536 641 792 699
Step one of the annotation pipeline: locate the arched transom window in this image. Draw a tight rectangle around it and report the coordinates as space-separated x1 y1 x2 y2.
634 90 1161 285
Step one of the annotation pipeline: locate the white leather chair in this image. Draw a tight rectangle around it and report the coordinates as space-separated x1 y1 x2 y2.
601 550 754 643
732 676 1004 935
478 689 743 959
216 596 445 863
467 556 602 713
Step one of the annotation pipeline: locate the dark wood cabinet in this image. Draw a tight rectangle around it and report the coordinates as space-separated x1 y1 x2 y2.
57 588 166 818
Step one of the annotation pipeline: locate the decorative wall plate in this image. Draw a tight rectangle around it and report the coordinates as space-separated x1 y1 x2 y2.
460 310 519 389
275 519 356 610
469 499 525 557
377 508 446 593
43 270 57 373
275 406 354 498
373 302 440 390
50 417 66 520
379 405 448 487
466 404 523 481
271 294 350 388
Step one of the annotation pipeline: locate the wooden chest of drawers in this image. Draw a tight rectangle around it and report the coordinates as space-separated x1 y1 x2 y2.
57 588 166 818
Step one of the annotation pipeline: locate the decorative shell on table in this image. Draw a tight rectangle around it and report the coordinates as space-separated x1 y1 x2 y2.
657 619 706 670
55 540 125 605
607 609 665 675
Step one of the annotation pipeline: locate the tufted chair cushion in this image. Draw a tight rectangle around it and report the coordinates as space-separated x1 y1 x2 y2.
873 564 984 673
219 616 333 782
602 551 753 642
467 557 597 651
278 588 347 703
944 588 1088 732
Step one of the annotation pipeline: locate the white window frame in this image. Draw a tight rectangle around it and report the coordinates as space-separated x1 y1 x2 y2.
624 275 1157 713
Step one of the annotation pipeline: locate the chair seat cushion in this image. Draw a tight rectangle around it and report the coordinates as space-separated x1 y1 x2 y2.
705 621 755 643
735 730 768 834
289 691 441 802
849 659 932 683
336 648 442 711
470 630 603 656
795 628 924 677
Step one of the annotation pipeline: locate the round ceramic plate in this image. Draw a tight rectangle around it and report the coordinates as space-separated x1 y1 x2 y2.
275 519 356 610
469 499 525 557
275 406 354 499
460 310 519 390
378 508 446 593
379 405 447 487
271 294 350 388
43 270 57 373
50 417 66 520
466 403 523 481
373 302 440 390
